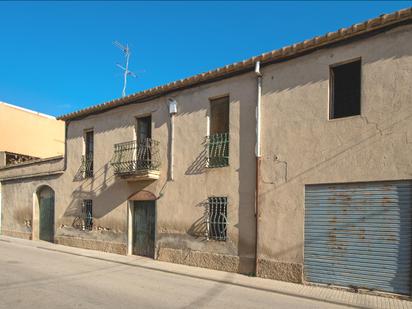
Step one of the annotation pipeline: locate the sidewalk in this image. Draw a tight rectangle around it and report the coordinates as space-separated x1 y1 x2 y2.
1 235 411 309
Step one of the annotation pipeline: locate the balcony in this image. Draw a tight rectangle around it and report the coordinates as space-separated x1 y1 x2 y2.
207 132 229 168
111 139 160 181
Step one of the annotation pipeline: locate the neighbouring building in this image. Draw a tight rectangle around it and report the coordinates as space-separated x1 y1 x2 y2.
0 102 64 235
1 8 412 297
0 101 65 164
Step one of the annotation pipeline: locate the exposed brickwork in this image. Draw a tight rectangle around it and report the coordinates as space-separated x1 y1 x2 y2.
157 247 240 273
257 258 303 284
55 236 127 255
2 230 32 240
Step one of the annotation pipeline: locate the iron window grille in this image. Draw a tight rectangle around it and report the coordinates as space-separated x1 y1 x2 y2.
82 200 93 230
83 130 94 177
80 154 94 178
207 133 229 168
207 197 228 241
111 138 160 175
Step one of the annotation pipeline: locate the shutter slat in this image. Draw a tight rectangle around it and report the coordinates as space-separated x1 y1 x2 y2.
304 181 412 295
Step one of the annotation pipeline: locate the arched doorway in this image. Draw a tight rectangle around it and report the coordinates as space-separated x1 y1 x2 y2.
36 186 55 242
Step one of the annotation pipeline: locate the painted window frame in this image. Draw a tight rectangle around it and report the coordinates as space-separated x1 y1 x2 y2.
207 95 230 168
83 129 94 178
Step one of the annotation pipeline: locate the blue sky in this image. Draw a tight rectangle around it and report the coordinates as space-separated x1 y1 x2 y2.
0 1 411 117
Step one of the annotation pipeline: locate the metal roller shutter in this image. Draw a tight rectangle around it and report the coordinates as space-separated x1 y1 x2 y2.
304 181 412 295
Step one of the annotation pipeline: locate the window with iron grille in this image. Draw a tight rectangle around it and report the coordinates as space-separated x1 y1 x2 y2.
83 200 93 230
207 197 228 241
83 130 94 177
207 97 229 168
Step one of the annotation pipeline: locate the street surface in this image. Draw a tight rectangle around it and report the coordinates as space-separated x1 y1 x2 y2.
0 237 359 309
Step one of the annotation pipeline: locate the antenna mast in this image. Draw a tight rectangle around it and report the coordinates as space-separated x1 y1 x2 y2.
114 41 136 97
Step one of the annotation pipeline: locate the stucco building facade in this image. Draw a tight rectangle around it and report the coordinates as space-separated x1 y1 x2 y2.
0 101 65 162
1 8 412 296
0 101 64 238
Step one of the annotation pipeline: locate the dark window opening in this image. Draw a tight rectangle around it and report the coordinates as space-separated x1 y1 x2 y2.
136 116 152 143
208 97 229 168
83 199 93 230
210 97 229 135
207 197 228 241
136 116 153 170
84 130 94 177
330 59 361 119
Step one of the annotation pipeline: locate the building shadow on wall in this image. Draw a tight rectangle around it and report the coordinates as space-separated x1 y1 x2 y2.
237 91 258 275
187 200 208 239
185 138 208 175
263 111 412 194
63 161 150 230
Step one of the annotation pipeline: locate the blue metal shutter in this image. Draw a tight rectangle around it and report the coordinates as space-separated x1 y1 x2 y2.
304 181 412 295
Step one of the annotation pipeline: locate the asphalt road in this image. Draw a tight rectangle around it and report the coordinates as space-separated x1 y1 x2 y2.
0 237 352 309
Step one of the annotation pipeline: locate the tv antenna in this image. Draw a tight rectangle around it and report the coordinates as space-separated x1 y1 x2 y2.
114 40 136 97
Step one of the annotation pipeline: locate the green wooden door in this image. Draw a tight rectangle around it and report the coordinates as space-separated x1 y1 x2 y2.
133 201 155 257
39 194 54 242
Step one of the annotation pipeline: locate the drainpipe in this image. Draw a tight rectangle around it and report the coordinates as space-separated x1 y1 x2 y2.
255 61 262 275
167 98 177 180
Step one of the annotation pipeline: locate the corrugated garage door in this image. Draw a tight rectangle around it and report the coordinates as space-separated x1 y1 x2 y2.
304 181 412 295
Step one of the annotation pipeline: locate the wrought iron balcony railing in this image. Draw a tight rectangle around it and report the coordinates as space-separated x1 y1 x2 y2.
80 154 94 178
111 139 160 176
207 132 229 168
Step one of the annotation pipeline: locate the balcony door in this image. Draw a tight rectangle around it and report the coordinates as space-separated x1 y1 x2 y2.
136 116 152 171
137 116 151 143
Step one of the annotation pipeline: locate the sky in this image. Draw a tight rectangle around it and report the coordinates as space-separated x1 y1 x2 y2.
0 1 411 117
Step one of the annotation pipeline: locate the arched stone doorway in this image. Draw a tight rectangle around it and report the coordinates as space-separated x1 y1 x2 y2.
127 190 156 257
34 186 55 242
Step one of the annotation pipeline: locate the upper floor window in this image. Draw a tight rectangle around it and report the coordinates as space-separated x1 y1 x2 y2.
83 130 94 177
330 59 361 119
207 96 229 168
137 116 152 143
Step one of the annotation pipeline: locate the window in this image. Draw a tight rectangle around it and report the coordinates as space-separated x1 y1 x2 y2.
330 59 361 119
208 97 229 168
136 116 154 170
83 200 93 230
136 116 152 143
83 130 94 177
207 197 228 241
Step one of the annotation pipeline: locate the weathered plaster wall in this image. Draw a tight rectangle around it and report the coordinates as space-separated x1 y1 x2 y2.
0 72 258 272
1 175 60 239
258 24 412 282
0 156 64 180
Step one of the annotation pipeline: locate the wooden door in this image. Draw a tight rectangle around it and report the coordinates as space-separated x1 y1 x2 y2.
39 189 54 242
132 201 155 257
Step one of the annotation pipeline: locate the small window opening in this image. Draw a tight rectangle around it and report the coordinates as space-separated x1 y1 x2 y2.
83 199 93 230
208 97 229 167
330 59 361 119
207 197 228 241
